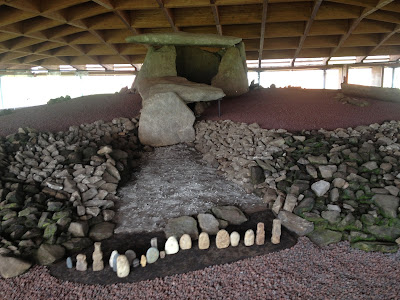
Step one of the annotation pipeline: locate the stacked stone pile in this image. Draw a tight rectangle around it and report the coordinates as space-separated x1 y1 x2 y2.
195 120 400 252
0 117 141 276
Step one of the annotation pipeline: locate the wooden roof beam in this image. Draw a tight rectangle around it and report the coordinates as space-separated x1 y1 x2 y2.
210 0 222 35
389 54 400 61
292 0 323 66
361 24 400 62
156 0 180 32
325 0 394 65
258 0 269 68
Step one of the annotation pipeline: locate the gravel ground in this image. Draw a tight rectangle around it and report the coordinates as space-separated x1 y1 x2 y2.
1 237 399 299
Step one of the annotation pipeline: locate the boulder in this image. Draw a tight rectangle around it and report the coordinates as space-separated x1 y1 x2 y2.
307 229 342 246
138 92 195 147
197 213 220 235
36 244 65 265
0 255 32 278
68 221 88 237
211 206 248 225
165 216 199 240
372 194 399 218
351 241 398 253
132 45 177 91
211 47 248 97
278 211 314 236
126 32 242 48
139 76 225 103
88 222 115 241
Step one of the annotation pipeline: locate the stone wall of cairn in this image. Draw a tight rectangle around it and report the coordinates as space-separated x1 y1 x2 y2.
0 117 141 263
194 120 400 252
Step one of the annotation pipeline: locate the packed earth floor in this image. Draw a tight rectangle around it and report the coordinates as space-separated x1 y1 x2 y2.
1 88 400 299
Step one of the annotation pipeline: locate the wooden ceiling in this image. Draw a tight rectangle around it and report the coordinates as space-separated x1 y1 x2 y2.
1 0 400 71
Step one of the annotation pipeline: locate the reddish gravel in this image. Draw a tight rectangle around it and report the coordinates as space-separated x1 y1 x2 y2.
1 238 399 299
201 88 400 131
0 93 142 136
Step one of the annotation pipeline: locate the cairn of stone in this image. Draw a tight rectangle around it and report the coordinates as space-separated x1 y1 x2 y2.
76 254 87 272
271 219 282 245
92 242 104 271
256 223 265 245
244 229 255 246
116 255 130 278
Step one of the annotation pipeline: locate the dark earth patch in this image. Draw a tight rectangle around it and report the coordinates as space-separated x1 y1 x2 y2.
49 210 297 285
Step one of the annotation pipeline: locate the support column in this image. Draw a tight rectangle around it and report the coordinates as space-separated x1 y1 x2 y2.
323 69 327 89
371 66 383 87
392 67 395 88
258 71 261 85
0 76 3 109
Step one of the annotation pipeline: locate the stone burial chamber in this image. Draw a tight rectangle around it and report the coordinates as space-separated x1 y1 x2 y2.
126 32 249 147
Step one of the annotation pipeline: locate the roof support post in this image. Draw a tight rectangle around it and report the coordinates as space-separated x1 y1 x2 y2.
258 0 269 69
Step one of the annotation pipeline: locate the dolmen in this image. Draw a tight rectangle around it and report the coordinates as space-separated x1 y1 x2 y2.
126 32 249 147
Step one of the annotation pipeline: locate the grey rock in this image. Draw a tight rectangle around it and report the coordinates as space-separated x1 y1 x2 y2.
89 222 115 241
36 244 65 265
293 197 315 216
66 257 73 269
62 238 92 252
311 180 330 197
321 210 341 224
308 229 342 246
330 188 340 202
197 213 219 235
165 216 198 240
68 221 88 237
372 194 400 218
278 211 314 236
306 165 318 179
308 155 327 164
211 206 248 225
318 165 337 179
82 188 98 201
146 247 159 264
0 255 32 278
361 161 378 170
211 47 248 97
332 178 346 188
125 250 136 264
138 92 195 147
351 241 398 253
366 225 400 241
250 166 265 185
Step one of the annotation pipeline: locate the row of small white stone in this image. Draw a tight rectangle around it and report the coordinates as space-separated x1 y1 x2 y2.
70 219 282 278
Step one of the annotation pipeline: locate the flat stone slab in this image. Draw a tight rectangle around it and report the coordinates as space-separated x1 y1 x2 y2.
115 144 264 234
139 76 225 103
126 32 242 47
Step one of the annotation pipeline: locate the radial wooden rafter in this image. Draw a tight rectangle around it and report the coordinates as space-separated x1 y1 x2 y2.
324 0 395 65
0 0 399 70
291 0 323 67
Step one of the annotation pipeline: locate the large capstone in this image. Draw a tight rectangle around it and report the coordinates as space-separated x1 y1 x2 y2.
139 76 225 104
138 92 195 147
126 32 242 47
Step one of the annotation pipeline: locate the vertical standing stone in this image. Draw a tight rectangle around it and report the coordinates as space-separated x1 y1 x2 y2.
256 222 265 245
113 254 120 272
216 229 230 249
165 236 179 255
198 232 210 250
160 251 166 259
230 231 240 247
116 255 130 278
244 229 255 246
140 255 147 267
92 242 104 271
271 219 281 244
272 194 284 215
66 257 73 269
151 237 158 249
179 234 192 250
76 254 87 271
109 250 118 268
